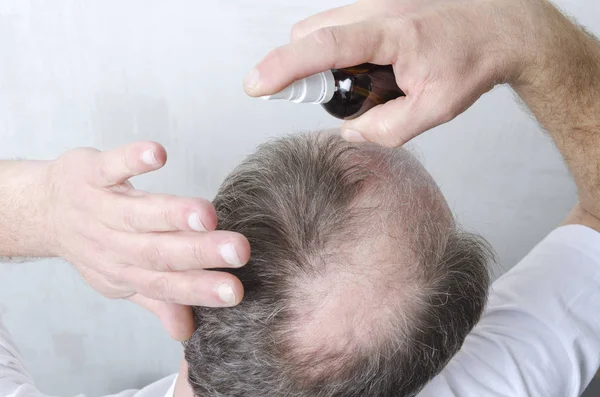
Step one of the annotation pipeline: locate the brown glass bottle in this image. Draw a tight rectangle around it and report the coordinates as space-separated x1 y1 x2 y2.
262 63 405 120
322 63 405 120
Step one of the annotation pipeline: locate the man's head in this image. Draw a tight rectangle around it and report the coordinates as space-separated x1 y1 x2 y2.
184 132 492 397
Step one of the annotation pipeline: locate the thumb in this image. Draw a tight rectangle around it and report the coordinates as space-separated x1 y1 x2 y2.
341 95 448 147
128 294 195 341
94 141 167 187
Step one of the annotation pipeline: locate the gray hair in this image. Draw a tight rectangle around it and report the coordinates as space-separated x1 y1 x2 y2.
184 132 493 397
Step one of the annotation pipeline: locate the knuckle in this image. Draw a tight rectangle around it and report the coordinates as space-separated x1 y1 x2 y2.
141 242 163 268
263 47 287 71
290 21 305 40
374 118 395 146
149 275 174 301
404 16 424 42
312 26 339 50
120 150 133 174
374 19 395 52
153 196 177 228
189 241 206 266
120 208 138 231
101 265 127 287
160 203 176 228
392 16 424 55
369 113 407 148
95 167 110 185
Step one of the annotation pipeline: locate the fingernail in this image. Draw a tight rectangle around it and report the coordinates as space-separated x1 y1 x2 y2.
342 129 366 143
243 68 260 90
187 213 207 232
141 149 158 165
216 283 236 305
219 243 243 267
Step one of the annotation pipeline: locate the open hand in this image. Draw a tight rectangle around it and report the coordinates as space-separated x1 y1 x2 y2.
43 141 250 340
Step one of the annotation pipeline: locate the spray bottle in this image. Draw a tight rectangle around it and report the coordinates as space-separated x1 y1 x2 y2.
262 63 405 120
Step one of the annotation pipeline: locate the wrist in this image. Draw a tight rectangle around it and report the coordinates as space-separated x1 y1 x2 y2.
469 0 546 88
0 160 58 258
507 0 595 89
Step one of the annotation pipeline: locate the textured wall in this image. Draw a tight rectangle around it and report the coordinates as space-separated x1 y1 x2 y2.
0 0 598 395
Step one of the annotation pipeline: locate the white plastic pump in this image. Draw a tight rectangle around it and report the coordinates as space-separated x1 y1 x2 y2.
261 70 336 104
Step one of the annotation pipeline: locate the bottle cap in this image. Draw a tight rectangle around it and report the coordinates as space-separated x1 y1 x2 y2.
261 70 335 104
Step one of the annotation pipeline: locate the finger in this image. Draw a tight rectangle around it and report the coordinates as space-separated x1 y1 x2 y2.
122 268 244 307
291 3 374 41
113 230 250 271
340 94 448 147
99 193 218 233
127 294 195 341
95 141 167 187
244 20 399 97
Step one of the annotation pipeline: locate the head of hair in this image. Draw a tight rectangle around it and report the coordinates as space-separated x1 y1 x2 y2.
184 131 493 397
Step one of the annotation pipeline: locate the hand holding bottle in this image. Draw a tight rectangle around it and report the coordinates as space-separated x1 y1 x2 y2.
244 0 538 147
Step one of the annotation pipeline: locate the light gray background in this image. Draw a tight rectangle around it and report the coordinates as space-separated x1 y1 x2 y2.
0 1 598 396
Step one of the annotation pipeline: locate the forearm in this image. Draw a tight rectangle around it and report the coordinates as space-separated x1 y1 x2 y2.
0 160 54 257
510 1 600 218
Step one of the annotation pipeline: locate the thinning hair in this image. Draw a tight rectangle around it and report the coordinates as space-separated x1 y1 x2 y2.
184 132 493 397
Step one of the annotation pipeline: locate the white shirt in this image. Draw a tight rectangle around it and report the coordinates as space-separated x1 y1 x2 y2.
2 225 599 397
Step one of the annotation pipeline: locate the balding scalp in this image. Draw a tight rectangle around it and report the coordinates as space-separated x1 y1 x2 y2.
185 132 493 397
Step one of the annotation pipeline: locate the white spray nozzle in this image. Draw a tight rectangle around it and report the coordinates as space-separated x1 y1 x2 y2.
262 70 335 104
